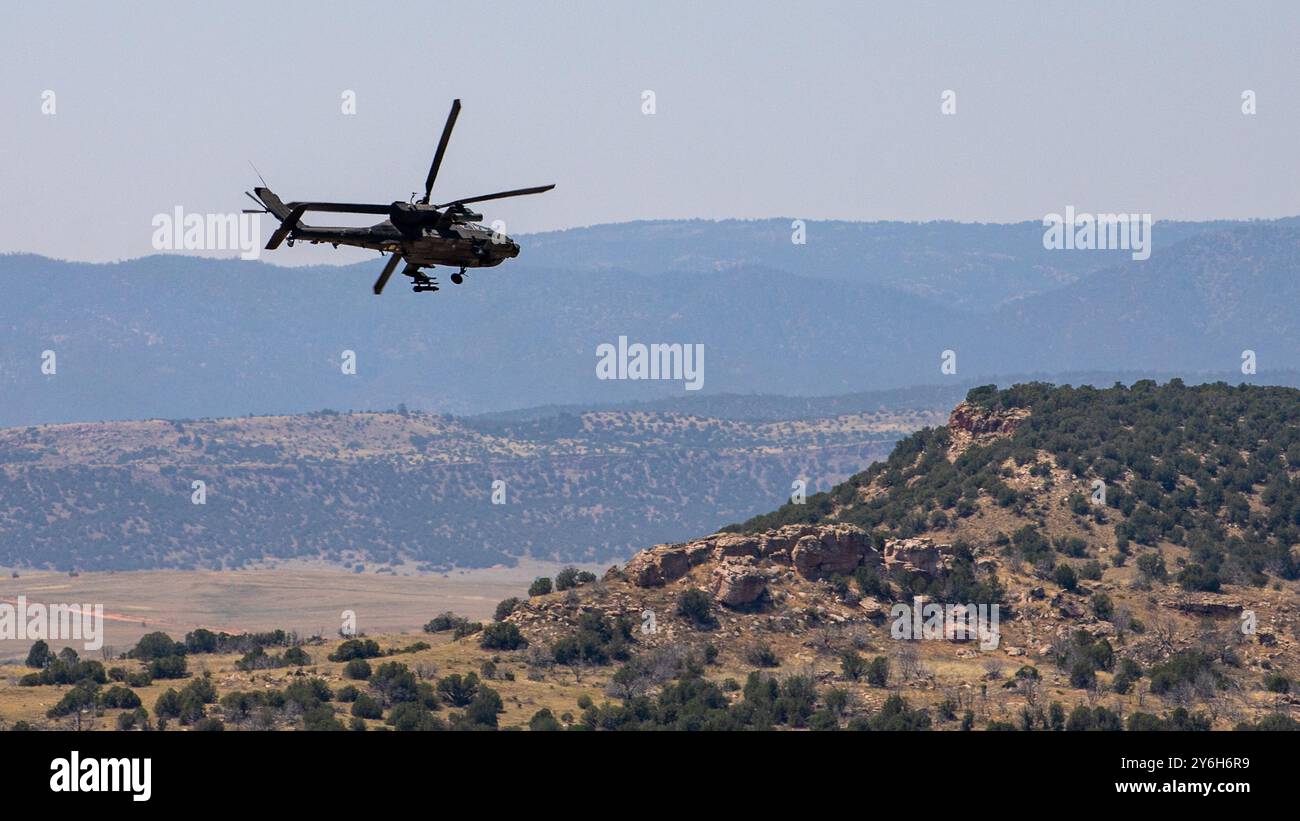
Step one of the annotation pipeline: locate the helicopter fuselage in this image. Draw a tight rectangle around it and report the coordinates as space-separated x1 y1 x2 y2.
290 218 519 269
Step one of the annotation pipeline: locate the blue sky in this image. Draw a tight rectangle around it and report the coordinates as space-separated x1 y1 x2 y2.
2 0 1297 263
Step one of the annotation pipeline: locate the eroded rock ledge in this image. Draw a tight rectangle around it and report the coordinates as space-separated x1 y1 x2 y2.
634 524 970 610
623 523 878 592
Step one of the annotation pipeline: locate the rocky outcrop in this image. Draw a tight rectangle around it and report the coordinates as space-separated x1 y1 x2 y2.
882 537 946 576
789 526 873 579
857 597 886 622
711 533 763 560
948 401 1029 438
622 523 877 589
711 559 768 606
1160 592 1246 618
623 544 694 587
947 401 1030 459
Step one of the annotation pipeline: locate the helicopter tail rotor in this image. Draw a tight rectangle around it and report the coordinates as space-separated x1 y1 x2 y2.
265 203 307 250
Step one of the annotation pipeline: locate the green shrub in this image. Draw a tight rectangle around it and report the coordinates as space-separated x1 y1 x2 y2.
480 621 528 651
328 639 382 662
24 640 51 669
1136 552 1168 582
554 566 581 591
46 684 98 718
351 693 383 719
343 658 372 680
424 612 475 634
867 656 890 687
148 655 187 680
1052 563 1078 592
302 704 344 731
130 632 187 661
387 702 444 731
100 685 142 709
529 708 562 731
677 588 716 628
1091 592 1113 620
1177 564 1221 593
528 577 553 597
336 685 360 702
1069 661 1096 689
1149 651 1216 695
493 597 520 621
840 650 866 681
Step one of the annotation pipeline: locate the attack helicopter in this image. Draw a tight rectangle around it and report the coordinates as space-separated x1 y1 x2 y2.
245 99 553 293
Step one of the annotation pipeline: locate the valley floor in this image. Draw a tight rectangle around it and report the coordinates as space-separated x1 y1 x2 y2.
0 561 594 662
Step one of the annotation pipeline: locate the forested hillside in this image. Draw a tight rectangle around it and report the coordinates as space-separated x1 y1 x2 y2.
0 406 935 571
737 380 1300 590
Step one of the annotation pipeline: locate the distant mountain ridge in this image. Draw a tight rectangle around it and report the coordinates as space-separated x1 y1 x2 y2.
521 217 1296 309
0 218 1296 427
470 369 1300 424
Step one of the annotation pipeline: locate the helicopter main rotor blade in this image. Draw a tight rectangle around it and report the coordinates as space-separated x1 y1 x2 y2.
373 253 403 295
422 99 461 203
286 202 392 215
435 184 555 208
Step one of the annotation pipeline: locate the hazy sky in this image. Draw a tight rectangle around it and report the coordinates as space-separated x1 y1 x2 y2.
2 0 1298 264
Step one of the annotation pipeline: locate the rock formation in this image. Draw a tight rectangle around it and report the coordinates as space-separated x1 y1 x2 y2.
882 537 947 576
711 559 768 606
621 523 879 606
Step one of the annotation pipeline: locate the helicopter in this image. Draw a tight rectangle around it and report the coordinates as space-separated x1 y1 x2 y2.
244 99 554 294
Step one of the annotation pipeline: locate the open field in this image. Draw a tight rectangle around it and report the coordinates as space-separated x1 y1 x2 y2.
0 561 595 662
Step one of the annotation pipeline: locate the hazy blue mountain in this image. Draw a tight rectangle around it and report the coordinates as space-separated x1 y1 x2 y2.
522 217 1280 309
0 219 1296 427
0 254 964 425
472 369 1300 424
972 224 1300 377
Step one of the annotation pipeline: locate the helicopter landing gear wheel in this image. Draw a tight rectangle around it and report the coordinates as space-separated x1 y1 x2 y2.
451 268 466 285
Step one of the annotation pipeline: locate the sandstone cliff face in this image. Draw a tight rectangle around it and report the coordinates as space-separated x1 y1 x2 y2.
623 544 694 587
790 528 871 578
710 559 769 606
621 523 879 607
946 401 1030 458
882 537 948 577
947 401 1029 437
619 528 981 611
